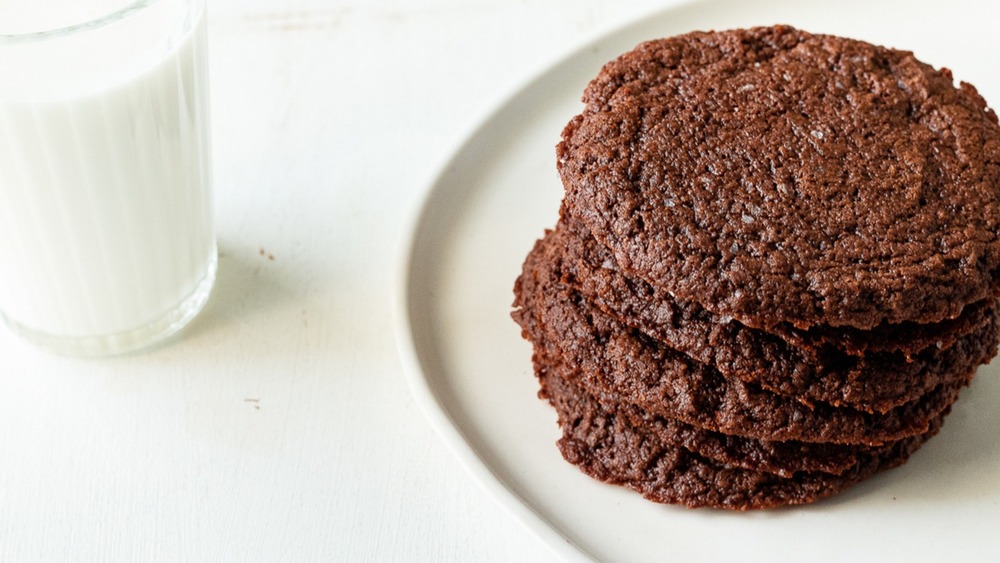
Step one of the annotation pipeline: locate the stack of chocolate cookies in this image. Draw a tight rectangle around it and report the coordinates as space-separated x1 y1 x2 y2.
512 26 1000 509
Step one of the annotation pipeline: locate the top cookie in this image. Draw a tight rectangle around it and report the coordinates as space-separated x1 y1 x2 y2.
558 25 1000 329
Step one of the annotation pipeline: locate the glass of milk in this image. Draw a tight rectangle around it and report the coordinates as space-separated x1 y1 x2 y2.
0 0 216 356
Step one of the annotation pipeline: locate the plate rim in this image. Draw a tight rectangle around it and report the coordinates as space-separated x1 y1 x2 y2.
390 92 592 562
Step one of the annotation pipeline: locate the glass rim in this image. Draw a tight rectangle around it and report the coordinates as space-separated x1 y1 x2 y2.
0 0 157 44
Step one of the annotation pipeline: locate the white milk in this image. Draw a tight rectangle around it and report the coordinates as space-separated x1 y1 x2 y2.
0 0 215 349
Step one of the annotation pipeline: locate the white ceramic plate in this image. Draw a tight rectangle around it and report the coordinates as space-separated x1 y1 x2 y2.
395 0 1000 560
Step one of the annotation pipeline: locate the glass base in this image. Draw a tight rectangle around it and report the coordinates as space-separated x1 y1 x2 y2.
1 252 217 357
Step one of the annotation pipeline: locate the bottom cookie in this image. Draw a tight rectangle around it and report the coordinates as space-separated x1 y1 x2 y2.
538 363 941 510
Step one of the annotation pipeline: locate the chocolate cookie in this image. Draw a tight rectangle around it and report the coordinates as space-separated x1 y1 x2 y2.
557 206 996 357
543 215 1000 411
539 353 941 510
513 238 969 445
557 25 1000 330
538 351 925 478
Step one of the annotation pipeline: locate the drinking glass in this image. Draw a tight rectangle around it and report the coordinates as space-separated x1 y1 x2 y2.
0 0 216 356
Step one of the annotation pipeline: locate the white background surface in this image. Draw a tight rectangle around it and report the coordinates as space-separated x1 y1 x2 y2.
1 0 997 561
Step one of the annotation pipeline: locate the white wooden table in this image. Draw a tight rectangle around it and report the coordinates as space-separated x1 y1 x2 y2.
0 1 666 560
